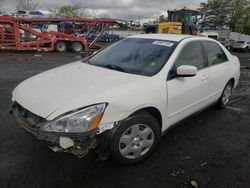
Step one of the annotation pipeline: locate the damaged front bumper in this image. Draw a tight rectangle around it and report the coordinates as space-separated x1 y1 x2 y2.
10 102 98 158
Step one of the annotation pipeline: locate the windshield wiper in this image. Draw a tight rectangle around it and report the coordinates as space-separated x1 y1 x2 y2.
102 64 126 73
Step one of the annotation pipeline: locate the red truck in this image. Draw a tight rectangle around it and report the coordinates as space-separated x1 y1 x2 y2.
0 17 117 52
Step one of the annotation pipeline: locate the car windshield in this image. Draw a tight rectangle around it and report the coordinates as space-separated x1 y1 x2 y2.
237 41 245 44
84 38 177 76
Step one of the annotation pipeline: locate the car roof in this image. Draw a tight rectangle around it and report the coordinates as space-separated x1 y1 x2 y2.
128 34 196 42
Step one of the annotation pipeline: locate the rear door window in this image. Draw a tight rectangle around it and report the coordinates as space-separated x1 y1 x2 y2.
202 41 228 65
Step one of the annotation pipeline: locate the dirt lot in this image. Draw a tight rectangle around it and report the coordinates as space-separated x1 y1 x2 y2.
0 51 250 188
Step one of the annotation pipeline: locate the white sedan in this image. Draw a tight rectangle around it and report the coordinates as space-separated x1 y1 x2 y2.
11 34 240 165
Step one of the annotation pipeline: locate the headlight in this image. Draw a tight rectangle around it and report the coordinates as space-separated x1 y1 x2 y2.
40 103 107 133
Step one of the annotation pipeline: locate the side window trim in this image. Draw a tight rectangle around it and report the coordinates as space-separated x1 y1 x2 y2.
201 41 209 67
200 41 209 68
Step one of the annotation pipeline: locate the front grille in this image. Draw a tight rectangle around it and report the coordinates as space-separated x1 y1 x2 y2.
12 102 46 130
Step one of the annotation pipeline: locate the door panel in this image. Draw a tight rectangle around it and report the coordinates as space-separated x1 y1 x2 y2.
167 69 209 125
167 41 209 126
207 63 231 103
202 41 233 103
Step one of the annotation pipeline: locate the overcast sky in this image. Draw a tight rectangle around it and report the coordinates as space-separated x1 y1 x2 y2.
3 0 204 20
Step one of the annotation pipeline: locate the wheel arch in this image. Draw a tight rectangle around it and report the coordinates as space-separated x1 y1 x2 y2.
96 106 163 160
129 106 163 131
228 77 235 88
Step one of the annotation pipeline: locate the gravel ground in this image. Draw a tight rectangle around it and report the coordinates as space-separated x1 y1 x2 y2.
0 51 250 188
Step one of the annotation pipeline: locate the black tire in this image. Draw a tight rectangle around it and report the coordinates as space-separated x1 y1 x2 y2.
55 41 67 52
110 112 161 165
71 42 84 53
245 47 249 53
217 80 233 109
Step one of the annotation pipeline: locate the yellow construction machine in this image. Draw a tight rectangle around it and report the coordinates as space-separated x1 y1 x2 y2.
144 8 199 35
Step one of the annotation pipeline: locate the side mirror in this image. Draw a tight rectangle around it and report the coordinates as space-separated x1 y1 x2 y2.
177 65 198 77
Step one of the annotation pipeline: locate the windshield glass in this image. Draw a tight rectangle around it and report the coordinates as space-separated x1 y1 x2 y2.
237 41 245 44
85 38 177 76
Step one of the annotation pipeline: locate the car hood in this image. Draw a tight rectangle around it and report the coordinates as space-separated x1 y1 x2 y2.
12 61 145 119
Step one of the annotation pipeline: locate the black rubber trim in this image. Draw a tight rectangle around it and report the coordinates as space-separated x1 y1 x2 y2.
161 101 217 136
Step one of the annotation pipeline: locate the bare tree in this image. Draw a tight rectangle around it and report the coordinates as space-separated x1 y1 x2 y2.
54 1 109 19
0 0 5 11
16 0 39 11
75 1 108 18
79 9 108 18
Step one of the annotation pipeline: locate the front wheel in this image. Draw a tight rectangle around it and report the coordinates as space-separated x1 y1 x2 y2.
217 81 233 109
110 112 161 165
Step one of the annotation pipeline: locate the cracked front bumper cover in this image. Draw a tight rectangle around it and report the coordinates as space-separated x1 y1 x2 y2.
10 102 97 157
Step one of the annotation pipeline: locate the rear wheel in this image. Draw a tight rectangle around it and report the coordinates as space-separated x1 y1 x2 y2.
110 112 161 165
71 42 84 53
55 41 67 52
217 81 233 109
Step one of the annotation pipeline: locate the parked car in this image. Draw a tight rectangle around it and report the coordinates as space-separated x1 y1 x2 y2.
28 10 50 18
10 34 240 165
15 10 50 18
233 41 250 52
0 11 14 17
15 10 29 17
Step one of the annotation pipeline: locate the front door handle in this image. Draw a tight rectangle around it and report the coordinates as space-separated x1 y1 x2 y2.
201 76 208 81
